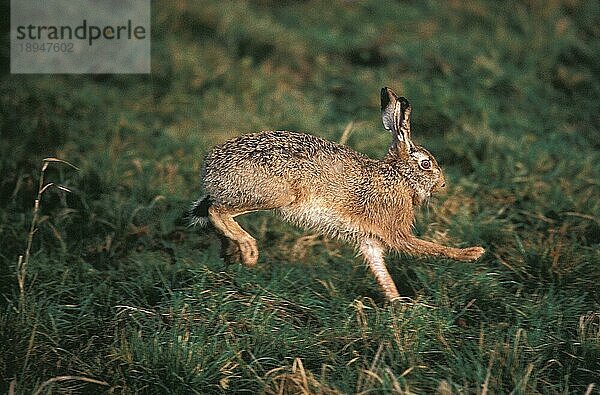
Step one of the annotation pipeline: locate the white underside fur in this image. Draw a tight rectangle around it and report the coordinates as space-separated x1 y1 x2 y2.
278 201 360 241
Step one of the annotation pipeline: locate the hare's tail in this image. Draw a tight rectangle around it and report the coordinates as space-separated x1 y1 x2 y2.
188 195 212 227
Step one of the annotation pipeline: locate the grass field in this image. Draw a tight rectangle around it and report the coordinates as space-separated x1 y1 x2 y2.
1 1 599 393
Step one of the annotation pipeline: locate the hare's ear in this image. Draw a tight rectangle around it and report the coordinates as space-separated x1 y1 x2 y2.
381 87 414 154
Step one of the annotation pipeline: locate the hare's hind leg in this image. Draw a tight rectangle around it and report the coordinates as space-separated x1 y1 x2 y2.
399 236 485 261
206 176 297 267
359 238 400 302
208 206 259 267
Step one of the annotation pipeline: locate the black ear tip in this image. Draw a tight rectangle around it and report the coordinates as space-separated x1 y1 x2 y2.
382 87 396 96
381 87 398 109
398 97 411 110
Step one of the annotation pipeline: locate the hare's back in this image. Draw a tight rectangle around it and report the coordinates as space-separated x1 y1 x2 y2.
205 131 365 174
201 130 367 208
215 130 358 160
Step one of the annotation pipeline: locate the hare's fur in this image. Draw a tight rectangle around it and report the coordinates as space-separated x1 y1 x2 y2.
191 88 485 302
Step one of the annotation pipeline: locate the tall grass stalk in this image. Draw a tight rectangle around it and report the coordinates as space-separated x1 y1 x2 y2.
17 158 78 312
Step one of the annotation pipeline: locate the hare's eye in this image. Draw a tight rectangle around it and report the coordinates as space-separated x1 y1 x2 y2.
419 159 431 170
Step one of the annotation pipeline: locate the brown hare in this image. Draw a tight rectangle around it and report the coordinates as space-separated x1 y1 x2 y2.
190 87 485 302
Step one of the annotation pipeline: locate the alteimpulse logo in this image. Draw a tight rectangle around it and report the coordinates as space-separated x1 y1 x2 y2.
11 0 151 74
15 19 147 46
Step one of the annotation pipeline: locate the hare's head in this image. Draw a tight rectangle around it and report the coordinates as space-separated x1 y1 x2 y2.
381 87 446 205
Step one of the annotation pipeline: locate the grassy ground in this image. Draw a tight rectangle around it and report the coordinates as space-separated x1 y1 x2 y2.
1 1 599 393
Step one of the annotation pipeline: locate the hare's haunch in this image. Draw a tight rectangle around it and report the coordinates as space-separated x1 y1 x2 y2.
191 87 485 302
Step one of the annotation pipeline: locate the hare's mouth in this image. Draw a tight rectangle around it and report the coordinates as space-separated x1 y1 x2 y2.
413 188 430 206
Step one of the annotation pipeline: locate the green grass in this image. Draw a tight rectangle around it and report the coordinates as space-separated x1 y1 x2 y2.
1 1 599 393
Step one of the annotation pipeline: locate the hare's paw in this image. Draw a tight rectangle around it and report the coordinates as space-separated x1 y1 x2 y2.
239 240 259 268
457 246 485 261
221 241 243 265
388 296 414 306
219 238 258 267
224 250 244 265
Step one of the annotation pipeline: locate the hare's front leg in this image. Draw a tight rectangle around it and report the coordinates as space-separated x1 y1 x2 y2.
399 236 485 261
359 238 400 302
208 206 259 267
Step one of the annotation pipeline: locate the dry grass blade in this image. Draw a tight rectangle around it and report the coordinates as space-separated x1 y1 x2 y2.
385 367 403 393
17 158 78 312
55 185 72 193
263 360 343 395
338 121 354 145
38 182 55 195
357 342 385 393
31 375 109 395
42 157 80 170
292 358 309 393
481 351 495 395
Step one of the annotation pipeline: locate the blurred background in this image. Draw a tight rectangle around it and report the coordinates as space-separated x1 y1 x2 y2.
1 1 599 393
